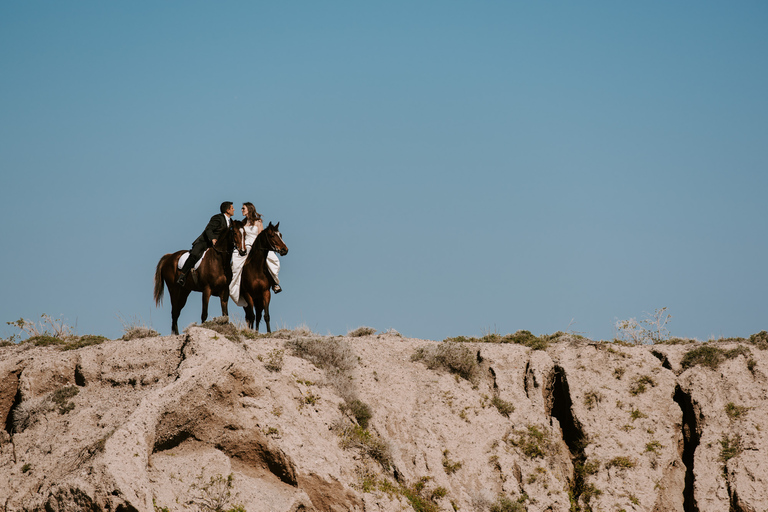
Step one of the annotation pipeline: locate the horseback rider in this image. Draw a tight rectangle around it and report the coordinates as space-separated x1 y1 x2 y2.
176 201 235 286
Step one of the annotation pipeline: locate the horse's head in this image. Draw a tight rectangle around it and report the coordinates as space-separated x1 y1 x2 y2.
231 220 247 257
264 222 288 256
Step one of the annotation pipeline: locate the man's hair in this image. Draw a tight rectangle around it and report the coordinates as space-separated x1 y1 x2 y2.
220 201 233 214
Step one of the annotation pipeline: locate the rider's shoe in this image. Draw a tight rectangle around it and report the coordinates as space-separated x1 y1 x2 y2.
273 284 282 294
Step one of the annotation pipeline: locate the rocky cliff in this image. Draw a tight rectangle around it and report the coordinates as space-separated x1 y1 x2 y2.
1 326 767 512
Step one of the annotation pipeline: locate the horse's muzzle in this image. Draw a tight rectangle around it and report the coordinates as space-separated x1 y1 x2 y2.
279 248 288 256
238 249 247 257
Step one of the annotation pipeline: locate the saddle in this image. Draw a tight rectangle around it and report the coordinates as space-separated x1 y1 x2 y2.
177 250 208 271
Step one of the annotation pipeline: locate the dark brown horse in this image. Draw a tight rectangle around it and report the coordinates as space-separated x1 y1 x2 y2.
154 221 246 334
240 222 289 332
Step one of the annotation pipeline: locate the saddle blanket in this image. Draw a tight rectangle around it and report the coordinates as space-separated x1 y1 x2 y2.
177 249 208 271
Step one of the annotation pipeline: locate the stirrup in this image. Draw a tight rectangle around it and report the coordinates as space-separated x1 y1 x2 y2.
273 284 282 294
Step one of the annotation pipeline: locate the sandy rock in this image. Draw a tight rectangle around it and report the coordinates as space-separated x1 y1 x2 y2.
1 331 767 511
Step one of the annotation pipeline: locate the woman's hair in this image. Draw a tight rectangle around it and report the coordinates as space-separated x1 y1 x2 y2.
243 202 262 225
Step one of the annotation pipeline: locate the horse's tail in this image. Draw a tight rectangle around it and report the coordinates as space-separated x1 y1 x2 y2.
154 254 172 306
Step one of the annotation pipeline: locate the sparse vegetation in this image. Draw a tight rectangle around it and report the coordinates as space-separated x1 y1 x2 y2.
442 450 463 474
491 396 515 417
339 398 373 429
263 349 284 372
583 390 603 410
719 434 742 463
629 375 656 396
505 425 551 459
336 423 392 469
51 385 79 414
645 440 663 453
605 456 636 470
187 473 245 512
615 307 671 344
630 409 647 421
347 326 376 337
681 344 751 370
411 342 480 382
444 329 562 350
725 402 749 421
4 315 111 350
286 337 357 373
22 463 31 473
119 314 159 340
613 367 625 379
489 495 526 512
748 331 768 349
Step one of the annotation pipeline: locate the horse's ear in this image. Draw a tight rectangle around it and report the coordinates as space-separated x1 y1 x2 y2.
267 221 274 228
275 222 279 229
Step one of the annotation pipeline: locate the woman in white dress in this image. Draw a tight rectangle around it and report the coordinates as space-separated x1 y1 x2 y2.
229 203 281 307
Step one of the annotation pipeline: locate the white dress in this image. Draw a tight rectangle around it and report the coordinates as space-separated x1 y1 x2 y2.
230 224 260 307
229 224 281 307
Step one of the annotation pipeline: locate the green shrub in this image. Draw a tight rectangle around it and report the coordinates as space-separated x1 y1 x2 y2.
340 399 373 429
681 344 752 370
27 335 65 347
491 396 515 417
645 440 663 453
506 425 550 459
719 434 742 463
725 402 749 421
63 335 109 351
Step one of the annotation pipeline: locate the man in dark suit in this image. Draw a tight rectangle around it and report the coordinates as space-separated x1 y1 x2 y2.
176 201 235 286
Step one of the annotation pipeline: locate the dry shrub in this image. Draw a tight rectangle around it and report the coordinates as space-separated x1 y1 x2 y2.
286 337 357 372
122 327 159 341
411 342 480 382
347 326 376 337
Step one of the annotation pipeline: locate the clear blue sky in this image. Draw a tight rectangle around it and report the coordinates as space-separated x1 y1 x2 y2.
1 2 766 342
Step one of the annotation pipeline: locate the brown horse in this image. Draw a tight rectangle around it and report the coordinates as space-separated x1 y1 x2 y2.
154 221 246 334
240 222 289 333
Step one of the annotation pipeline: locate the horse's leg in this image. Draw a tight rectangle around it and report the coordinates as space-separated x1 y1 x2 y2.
262 289 272 333
201 288 211 324
220 293 229 318
171 288 190 336
243 293 255 330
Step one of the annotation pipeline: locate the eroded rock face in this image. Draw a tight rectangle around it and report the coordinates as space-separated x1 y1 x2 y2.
0 329 766 512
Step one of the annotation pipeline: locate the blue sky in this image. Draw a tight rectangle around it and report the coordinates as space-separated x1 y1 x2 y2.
1 2 766 342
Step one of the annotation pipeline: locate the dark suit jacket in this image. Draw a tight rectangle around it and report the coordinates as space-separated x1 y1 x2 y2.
193 213 230 247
